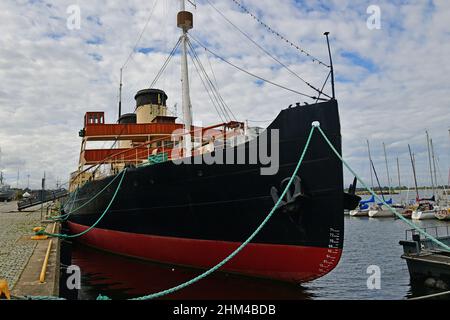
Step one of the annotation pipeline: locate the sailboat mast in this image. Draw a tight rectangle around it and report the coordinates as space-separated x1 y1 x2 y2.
178 0 193 157
426 131 435 196
397 157 401 189
408 144 420 202
367 140 374 188
383 142 392 195
430 138 438 192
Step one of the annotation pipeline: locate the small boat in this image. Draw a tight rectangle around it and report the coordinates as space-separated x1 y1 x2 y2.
349 208 369 217
368 207 394 218
400 226 450 289
349 195 374 217
411 197 438 220
366 157 397 218
435 208 450 221
411 201 438 220
368 199 395 218
411 210 437 220
412 132 441 221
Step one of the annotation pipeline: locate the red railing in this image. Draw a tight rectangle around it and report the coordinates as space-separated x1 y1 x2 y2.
73 121 244 180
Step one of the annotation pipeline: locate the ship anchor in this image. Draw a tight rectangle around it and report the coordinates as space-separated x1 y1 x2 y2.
270 175 307 213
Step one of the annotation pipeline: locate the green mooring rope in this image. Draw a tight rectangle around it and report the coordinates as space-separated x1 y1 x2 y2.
127 125 317 300
316 125 450 252
50 169 126 221
38 169 127 239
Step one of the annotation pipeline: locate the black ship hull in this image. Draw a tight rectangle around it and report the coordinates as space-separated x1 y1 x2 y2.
67 100 344 283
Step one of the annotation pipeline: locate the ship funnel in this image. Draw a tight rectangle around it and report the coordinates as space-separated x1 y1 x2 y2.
134 89 168 124
118 113 136 124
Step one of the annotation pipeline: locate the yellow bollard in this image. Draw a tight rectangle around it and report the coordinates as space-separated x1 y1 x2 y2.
31 226 48 240
0 279 11 300
31 235 49 240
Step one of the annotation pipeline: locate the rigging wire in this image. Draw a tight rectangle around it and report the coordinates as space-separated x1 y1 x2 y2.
121 0 160 70
229 0 330 68
149 38 182 88
315 70 331 103
203 46 239 122
204 0 331 99
206 49 220 89
187 38 237 121
187 48 227 123
189 34 327 101
116 0 159 121
187 40 232 122
187 42 227 122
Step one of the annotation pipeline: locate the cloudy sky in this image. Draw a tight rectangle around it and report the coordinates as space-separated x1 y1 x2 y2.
0 0 449 190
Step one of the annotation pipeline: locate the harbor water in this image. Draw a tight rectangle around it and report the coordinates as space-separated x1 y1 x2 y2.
72 191 449 300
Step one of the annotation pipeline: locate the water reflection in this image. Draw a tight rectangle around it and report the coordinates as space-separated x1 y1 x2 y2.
72 244 312 300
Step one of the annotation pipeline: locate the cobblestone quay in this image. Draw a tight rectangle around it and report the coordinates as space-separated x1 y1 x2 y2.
0 201 40 289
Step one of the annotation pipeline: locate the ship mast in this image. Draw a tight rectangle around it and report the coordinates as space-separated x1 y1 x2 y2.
178 0 194 157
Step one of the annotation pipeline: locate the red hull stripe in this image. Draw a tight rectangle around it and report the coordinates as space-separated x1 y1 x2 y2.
68 222 342 283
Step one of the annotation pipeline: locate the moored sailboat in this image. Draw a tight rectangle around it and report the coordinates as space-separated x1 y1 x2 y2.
368 199 395 218
411 201 438 220
412 132 442 221
349 195 374 217
435 208 450 221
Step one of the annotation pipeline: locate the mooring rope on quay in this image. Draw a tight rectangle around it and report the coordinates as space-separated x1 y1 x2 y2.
14 122 448 301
